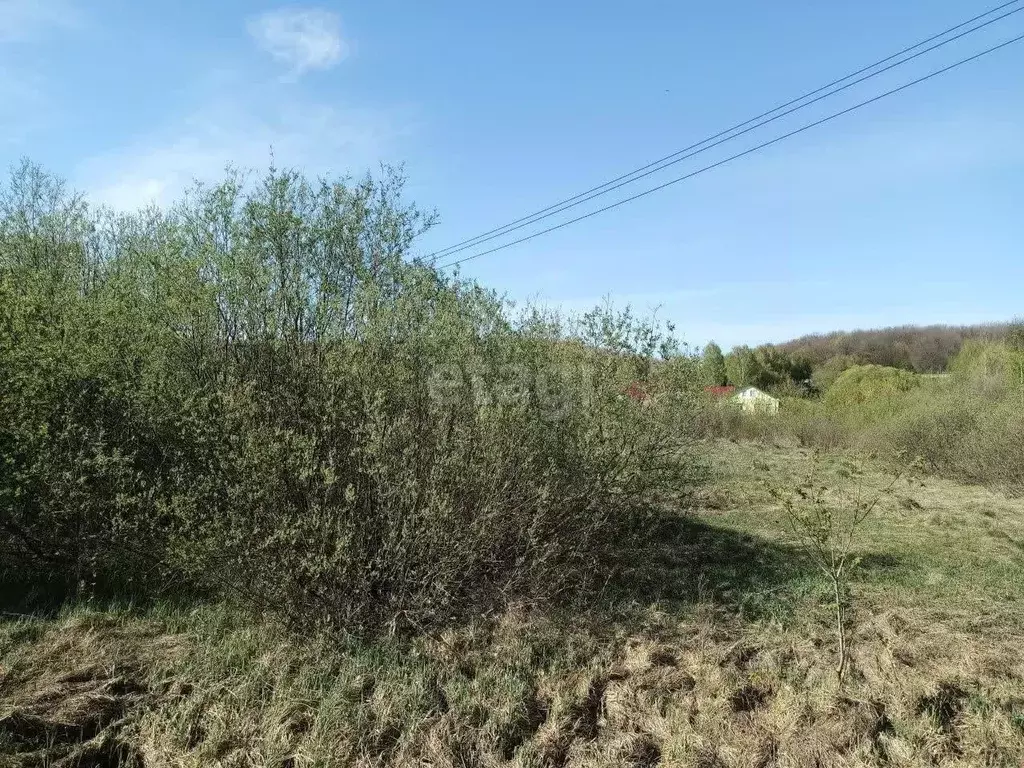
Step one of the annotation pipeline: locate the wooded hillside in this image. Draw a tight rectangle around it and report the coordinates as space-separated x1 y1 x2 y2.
776 323 1010 373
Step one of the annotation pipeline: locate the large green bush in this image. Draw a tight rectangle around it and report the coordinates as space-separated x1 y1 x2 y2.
869 344 1024 487
824 364 920 410
0 162 701 632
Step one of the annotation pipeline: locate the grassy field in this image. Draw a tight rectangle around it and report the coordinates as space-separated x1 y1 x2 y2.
3 440 1024 767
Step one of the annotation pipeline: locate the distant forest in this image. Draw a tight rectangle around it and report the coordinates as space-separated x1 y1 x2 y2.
776 323 1013 373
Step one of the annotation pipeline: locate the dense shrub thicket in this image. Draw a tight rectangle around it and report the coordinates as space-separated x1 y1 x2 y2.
0 161 703 634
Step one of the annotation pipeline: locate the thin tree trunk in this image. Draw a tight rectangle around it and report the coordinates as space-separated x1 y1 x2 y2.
833 574 847 686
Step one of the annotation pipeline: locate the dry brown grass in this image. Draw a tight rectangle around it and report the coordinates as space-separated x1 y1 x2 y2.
3 441 1024 767
0 613 184 767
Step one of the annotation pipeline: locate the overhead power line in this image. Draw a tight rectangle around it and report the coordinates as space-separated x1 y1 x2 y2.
436 32 1024 270
426 0 1023 263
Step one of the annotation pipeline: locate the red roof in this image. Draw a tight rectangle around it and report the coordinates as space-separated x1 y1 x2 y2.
704 385 736 398
625 381 651 402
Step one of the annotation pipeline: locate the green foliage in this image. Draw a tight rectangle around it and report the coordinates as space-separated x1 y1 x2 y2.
0 161 703 635
751 345 798 391
701 341 727 386
1007 320 1024 352
810 354 858 393
724 344 808 392
823 364 920 410
951 338 1024 396
706 342 1024 495
724 345 752 387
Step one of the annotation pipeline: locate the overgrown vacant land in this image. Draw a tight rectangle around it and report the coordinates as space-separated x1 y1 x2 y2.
2 162 1024 767
4 441 1024 767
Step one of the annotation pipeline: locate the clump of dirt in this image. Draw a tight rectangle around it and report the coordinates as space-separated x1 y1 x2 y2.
729 682 772 713
694 747 727 768
826 696 894 756
693 488 731 512
722 643 760 671
753 735 779 768
570 675 609 742
898 495 923 510
647 646 678 668
917 681 968 734
614 732 662 768
351 673 376 703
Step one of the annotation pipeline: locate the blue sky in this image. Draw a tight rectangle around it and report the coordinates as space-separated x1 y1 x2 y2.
1 0 1022 349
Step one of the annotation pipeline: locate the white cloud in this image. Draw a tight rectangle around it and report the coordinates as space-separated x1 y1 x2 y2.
79 95 400 211
0 0 82 42
247 7 348 76
73 6 396 212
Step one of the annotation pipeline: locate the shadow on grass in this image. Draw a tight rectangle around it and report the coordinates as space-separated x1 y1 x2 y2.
603 511 814 621
2 511 814 633
0 570 74 619
854 551 929 588
857 552 905 573
0 566 204 621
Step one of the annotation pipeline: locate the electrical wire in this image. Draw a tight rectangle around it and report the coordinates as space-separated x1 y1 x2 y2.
426 1 1023 262
436 32 1024 269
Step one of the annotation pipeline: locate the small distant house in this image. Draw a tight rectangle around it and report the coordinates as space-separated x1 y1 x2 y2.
732 386 780 414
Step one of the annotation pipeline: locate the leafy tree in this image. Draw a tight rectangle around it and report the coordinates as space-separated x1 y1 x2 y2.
751 344 795 391
701 341 728 386
789 354 813 384
953 333 1024 397
725 345 755 387
726 344 805 392
1007 321 1024 396
812 355 858 393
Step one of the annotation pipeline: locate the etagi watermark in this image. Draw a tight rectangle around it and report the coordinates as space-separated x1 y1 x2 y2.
426 362 615 422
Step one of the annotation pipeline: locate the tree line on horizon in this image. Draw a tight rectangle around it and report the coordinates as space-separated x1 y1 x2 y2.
776 323 1011 373
698 322 1016 395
